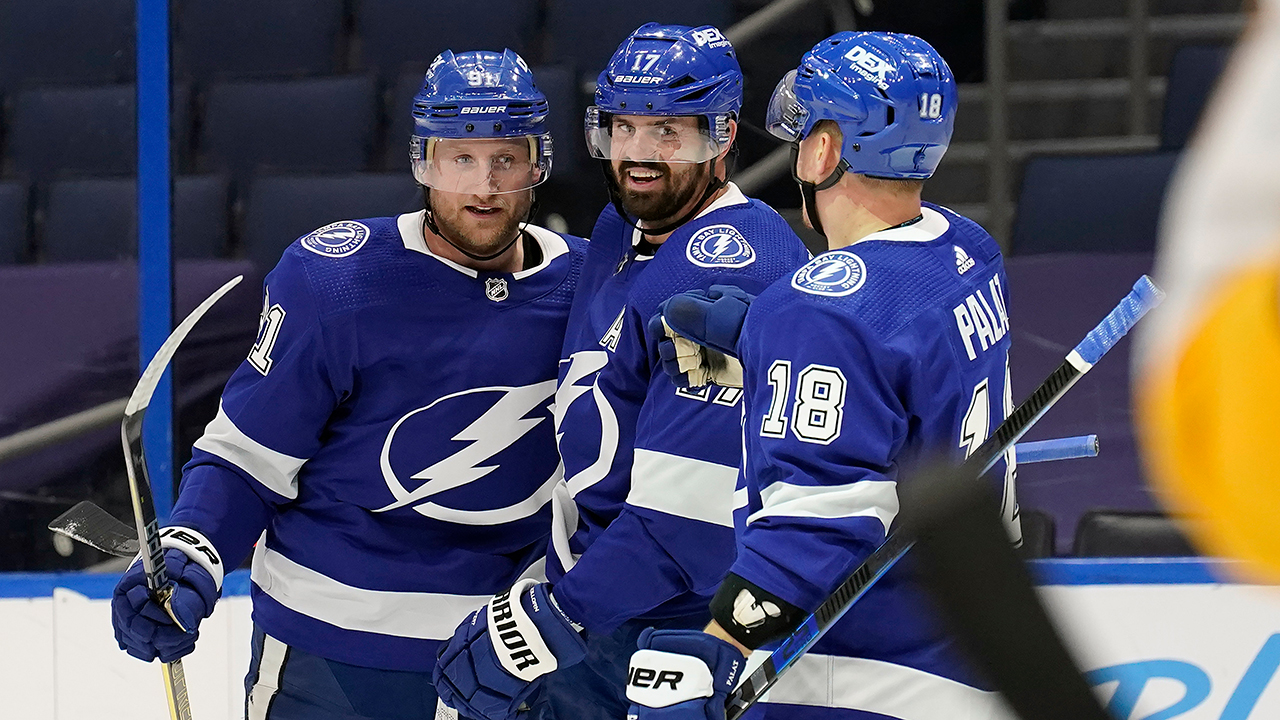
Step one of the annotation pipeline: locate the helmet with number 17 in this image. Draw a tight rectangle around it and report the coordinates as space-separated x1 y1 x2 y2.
410 49 553 195
586 23 743 165
766 32 956 180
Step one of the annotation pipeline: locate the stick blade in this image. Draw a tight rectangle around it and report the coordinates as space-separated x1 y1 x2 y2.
902 466 1114 720
48 500 140 558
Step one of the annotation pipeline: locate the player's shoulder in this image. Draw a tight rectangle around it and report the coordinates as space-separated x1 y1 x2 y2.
773 204 1004 340
666 187 808 269
265 215 399 302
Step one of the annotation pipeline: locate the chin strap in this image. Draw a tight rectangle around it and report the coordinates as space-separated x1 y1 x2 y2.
421 186 539 263
791 142 850 239
601 146 738 239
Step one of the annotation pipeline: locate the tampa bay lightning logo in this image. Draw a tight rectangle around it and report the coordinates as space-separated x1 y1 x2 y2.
686 224 756 269
791 251 867 297
301 220 370 258
376 381 561 524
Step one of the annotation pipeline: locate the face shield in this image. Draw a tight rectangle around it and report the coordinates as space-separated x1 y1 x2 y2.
765 70 811 142
410 134 552 195
584 107 732 164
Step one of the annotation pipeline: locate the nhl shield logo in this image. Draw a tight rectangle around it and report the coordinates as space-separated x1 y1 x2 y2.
686 224 756 268
791 251 867 297
485 277 509 302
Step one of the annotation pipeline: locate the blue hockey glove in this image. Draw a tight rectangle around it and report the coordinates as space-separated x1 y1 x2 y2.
434 580 587 720
648 285 754 389
626 628 747 720
111 545 220 663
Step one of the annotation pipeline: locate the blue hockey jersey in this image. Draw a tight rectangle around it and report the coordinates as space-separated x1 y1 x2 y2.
548 184 812 634
731 204 1020 716
169 212 585 672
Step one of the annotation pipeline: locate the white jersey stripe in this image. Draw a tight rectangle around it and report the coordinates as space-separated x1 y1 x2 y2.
747 479 899 532
246 633 289 720
627 449 738 528
756 651 1017 720
193 403 306 500
251 545 493 640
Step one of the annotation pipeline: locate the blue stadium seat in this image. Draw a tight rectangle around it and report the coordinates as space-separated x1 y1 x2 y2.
0 180 29 263
174 0 344 80
355 0 538 81
6 83 193 181
0 0 134 90
1161 44 1232 151
1010 152 1179 255
41 176 231 262
198 75 378 180
546 0 731 84
242 173 421 271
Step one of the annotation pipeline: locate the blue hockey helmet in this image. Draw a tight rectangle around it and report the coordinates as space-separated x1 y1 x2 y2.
586 23 743 164
766 32 956 179
410 49 553 195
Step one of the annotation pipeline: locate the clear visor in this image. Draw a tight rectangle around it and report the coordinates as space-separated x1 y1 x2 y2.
584 107 730 164
765 70 809 142
411 135 551 195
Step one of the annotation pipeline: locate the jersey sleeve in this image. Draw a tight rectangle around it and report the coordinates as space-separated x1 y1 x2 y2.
553 264 776 633
729 295 911 612
169 248 351 568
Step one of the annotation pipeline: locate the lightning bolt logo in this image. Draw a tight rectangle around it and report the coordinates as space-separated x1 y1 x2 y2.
711 232 735 257
377 381 556 515
686 224 756 268
812 260 847 284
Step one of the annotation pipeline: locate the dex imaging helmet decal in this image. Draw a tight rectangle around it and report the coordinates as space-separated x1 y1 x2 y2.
376 381 560 524
791 251 867 297
686 225 756 268
301 221 371 258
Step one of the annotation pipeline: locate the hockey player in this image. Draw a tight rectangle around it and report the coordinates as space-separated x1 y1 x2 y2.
627 33 1021 720
110 50 586 720
432 24 812 720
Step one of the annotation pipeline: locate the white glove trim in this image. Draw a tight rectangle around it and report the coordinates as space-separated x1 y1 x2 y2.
626 649 716 708
159 525 224 591
487 578 558 682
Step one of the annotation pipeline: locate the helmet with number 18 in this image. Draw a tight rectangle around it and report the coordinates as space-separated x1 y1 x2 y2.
766 32 956 234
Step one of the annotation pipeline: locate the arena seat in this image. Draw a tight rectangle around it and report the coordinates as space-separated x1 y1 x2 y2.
241 173 421 271
0 180 29 263
41 175 231 262
546 0 731 86
1161 44 1232 151
1017 509 1056 559
532 65 584 180
198 75 377 180
0 0 134 91
355 0 537 82
1010 152 1179 255
1072 510 1198 557
6 83 192 181
174 0 345 80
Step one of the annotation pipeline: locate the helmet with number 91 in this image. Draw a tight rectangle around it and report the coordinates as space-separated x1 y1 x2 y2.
411 49 552 195
766 32 956 180
586 23 743 165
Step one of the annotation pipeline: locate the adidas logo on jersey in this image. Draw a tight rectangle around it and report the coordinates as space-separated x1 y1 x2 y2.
461 105 506 114
954 245 975 275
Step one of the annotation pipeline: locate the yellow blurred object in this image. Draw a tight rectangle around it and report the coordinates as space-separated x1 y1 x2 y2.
1140 261 1280 582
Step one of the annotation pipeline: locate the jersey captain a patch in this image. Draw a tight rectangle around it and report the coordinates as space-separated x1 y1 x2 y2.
301 220 370 258
686 224 756 268
791 251 867 297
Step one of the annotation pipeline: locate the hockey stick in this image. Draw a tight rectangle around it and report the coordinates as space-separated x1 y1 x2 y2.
724 276 1163 720
1015 434 1097 464
121 274 243 720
